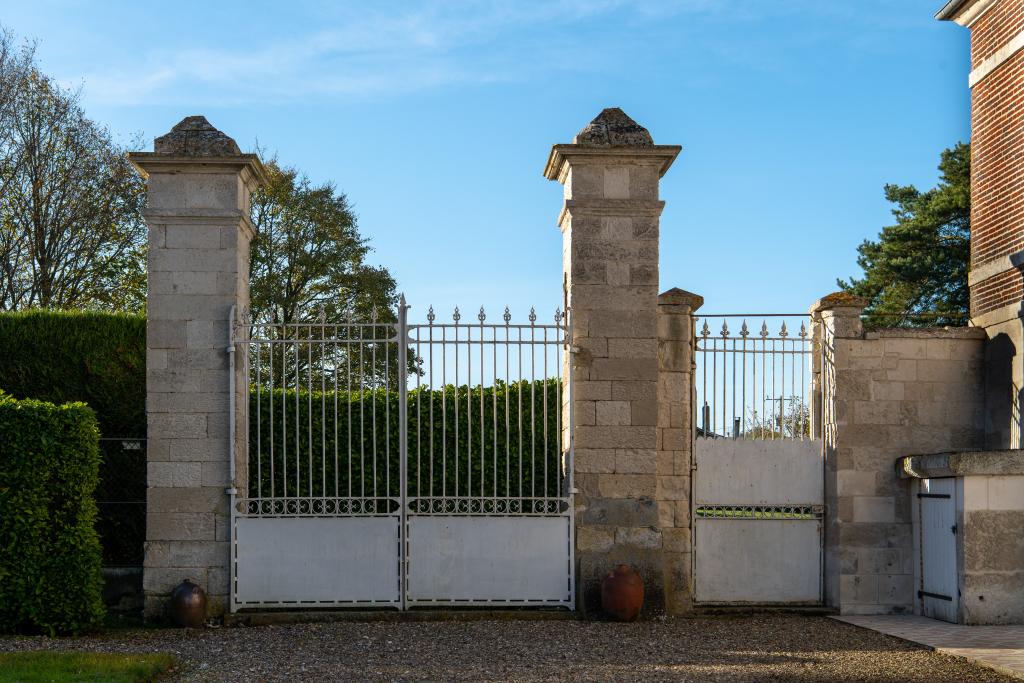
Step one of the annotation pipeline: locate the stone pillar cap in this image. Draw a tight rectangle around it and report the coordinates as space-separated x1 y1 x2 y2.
574 108 654 146
543 107 681 181
128 115 267 187
810 291 868 315
155 115 241 156
659 287 704 311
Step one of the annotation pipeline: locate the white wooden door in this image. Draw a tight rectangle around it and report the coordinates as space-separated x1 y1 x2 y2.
919 478 959 623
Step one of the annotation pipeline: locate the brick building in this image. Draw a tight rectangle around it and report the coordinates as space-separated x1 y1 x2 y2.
939 0 1024 448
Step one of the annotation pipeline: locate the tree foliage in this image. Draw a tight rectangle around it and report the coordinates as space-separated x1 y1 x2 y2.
250 157 398 325
839 143 970 328
0 29 146 312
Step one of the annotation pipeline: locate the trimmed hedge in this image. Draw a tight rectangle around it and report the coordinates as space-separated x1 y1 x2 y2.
0 310 146 438
0 393 105 634
248 379 563 501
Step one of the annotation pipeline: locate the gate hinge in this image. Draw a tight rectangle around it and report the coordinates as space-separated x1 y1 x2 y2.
951 523 957 535
225 487 238 496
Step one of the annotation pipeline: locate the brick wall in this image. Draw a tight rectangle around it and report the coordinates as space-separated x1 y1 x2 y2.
970 0 1024 64
965 1 1024 317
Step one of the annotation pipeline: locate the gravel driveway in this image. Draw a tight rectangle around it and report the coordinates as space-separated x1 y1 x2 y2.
0 615 1015 682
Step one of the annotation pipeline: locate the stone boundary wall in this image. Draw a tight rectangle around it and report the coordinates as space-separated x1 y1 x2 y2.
814 293 987 615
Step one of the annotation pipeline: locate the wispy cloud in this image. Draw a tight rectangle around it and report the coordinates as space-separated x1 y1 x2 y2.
65 0 731 106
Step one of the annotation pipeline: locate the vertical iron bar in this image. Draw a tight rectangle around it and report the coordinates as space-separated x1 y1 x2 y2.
372 322 378 501
333 326 339 498
731 333 736 438
467 320 473 500
505 322 511 499
493 325 498 500
322 324 327 498
454 321 459 498
308 329 313 497
360 324 365 500
531 321 536 500
741 325 747 438
480 314 485 500
543 325 548 500
256 333 262 501
397 297 408 611
711 336 717 435
385 321 391 499
442 324 447 500
518 327 523 499
269 331 275 500
346 324 352 499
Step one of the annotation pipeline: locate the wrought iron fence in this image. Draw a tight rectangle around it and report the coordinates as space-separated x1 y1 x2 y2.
694 314 812 440
406 305 567 515
96 437 146 566
236 301 569 517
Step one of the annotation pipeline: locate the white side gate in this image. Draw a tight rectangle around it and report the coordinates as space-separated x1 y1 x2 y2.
230 300 574 611
693 315 824 604
918 477 959 622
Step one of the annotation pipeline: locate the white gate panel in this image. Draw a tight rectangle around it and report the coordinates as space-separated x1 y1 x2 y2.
234 517 400 606
406 516 572 605
695 519 821 603
695 438 822 505
920 477 959 622
694 437 823 605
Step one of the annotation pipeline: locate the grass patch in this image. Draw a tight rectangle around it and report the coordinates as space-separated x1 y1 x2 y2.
0 652 177 682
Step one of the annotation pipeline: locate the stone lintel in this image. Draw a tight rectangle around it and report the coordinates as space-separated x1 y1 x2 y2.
899 450 1024 479
659 288 703 312
544 145 682 183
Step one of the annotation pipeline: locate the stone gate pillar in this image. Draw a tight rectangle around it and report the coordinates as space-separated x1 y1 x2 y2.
129 116 265 619
656 287 702 613
544 108 681 614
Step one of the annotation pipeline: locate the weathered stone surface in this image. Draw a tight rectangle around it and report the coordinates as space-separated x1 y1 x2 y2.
154 116 242 156
658 287 703 311
573 108 654 147
133 117 263 621
899 449 1024 478
811 291 869 313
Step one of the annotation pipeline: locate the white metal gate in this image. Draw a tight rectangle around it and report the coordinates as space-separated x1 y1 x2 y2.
693 315 824 604
919 477 959 622
229 299 573 611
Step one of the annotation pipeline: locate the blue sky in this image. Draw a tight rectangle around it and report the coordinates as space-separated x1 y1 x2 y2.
3 1 970 323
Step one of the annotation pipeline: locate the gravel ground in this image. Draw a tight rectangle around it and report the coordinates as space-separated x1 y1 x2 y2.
0 615 1016 682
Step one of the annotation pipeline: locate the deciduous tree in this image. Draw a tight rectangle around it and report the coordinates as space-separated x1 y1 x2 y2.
0 29 145 312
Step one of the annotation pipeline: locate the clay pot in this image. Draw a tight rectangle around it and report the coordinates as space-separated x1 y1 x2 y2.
601 564 644 622
168 580 207 628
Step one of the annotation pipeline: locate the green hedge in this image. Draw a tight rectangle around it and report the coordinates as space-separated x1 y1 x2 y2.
0 310 146 438
248 379 563 502
0 393 105 634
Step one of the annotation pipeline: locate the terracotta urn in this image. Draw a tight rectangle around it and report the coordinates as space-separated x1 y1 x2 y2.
601 564 644 621
168 579 207 628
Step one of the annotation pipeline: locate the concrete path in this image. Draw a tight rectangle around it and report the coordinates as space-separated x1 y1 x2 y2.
834 615 1024 680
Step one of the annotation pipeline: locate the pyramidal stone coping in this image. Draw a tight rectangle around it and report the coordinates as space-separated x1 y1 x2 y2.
154 115 242 156
573 107 654 146
543 108 681 181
